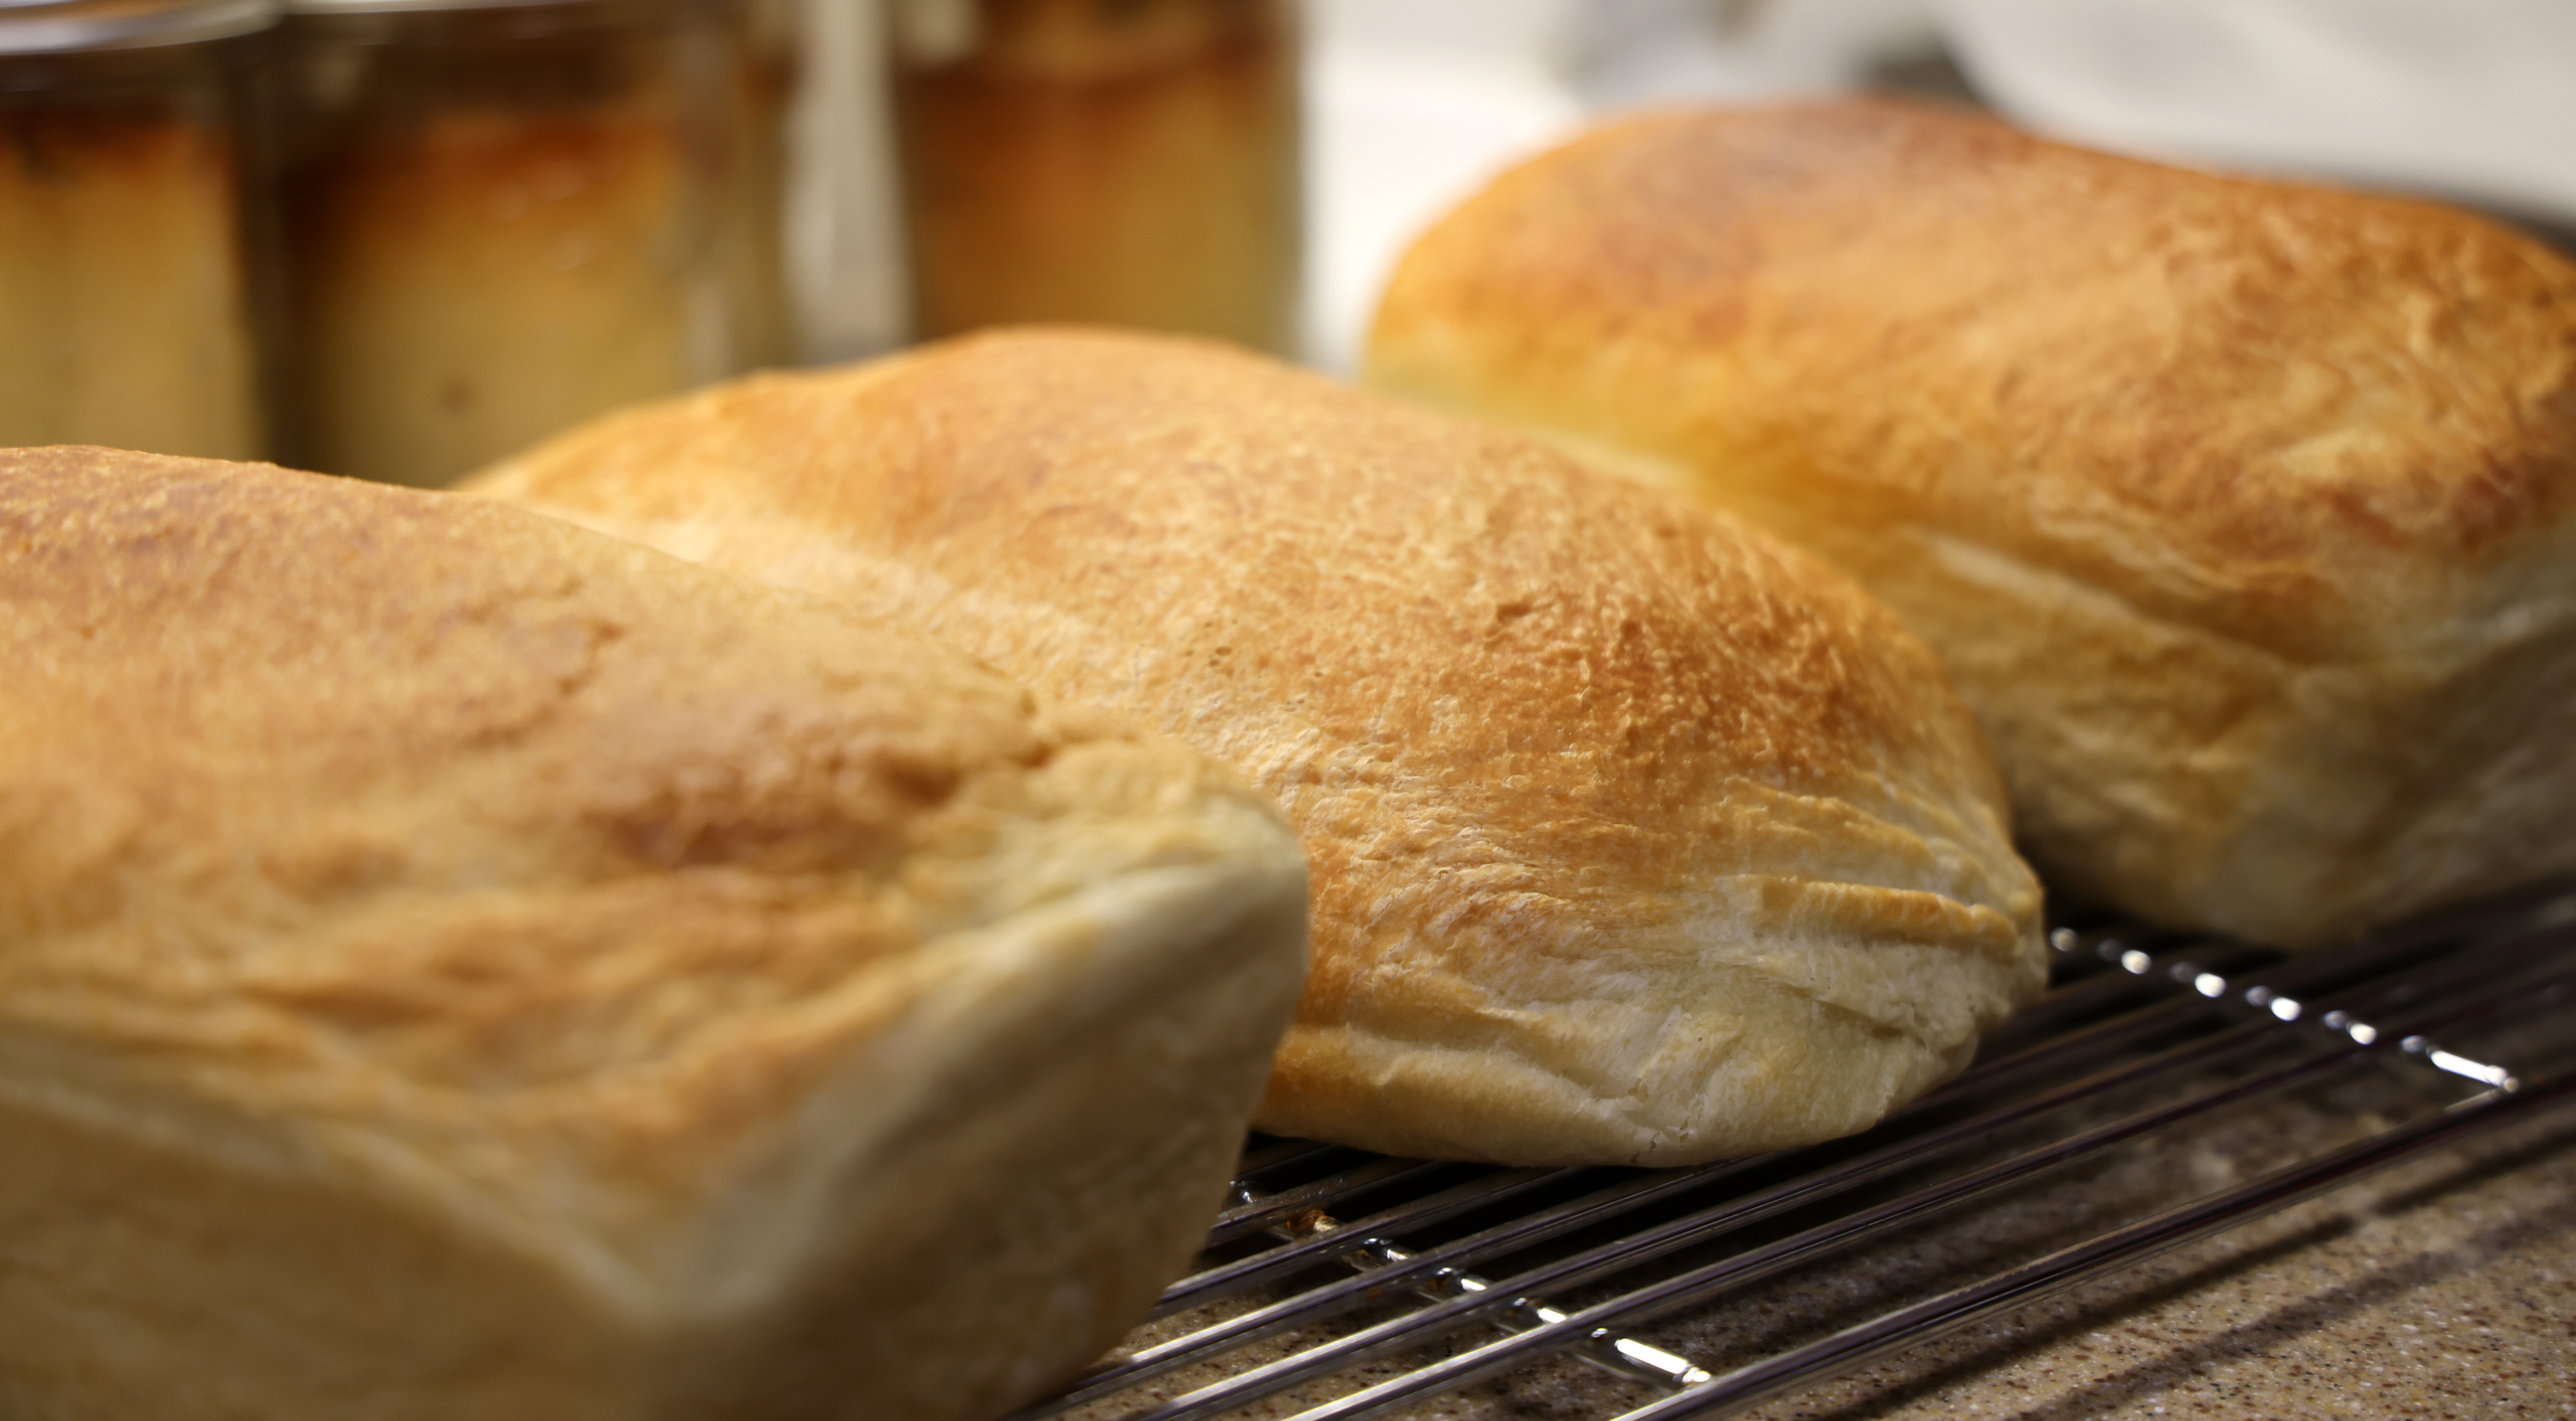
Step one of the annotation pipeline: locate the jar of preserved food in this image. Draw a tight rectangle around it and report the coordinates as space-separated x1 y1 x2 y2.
890 0 1300 356
0 0 278 459
276 0 789 487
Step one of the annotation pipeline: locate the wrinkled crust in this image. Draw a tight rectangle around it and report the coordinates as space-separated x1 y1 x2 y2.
1261 893 2033 1166
1869 517 2576 945
469 328 2049 1165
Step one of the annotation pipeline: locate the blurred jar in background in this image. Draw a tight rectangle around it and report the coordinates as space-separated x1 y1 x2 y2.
276 0 789 488
0 0 277 459
890 0 1301 356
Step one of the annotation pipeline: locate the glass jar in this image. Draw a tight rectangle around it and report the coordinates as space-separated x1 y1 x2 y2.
276 0 789 487
889 0 1301 356
0 0 278 459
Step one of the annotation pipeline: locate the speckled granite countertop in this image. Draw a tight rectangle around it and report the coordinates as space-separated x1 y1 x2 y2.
1680 1103 2576 1421
1069 999 2576 1421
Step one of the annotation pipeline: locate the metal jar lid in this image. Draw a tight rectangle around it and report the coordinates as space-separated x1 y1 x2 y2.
0 0 279 52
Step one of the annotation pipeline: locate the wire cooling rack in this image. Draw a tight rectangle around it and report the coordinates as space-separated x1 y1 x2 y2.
1019 878 2576 1421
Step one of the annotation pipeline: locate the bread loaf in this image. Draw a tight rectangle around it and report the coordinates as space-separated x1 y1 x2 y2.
0 446 1308 1421
468 327 2047 1167
1366 99 2576 947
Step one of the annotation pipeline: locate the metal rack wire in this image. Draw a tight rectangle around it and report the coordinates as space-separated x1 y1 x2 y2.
1020 878 2576 1421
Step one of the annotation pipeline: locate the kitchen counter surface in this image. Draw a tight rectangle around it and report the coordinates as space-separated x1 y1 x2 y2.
1075 1011 2576 1421
1699 1098 2576 1421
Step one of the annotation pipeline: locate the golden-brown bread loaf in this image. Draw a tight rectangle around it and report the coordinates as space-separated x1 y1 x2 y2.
0 446 1308 1421
1365 98 2576 947
467 327 2047 1167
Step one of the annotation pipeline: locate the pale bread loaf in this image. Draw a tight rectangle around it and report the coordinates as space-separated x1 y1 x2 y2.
0 446 1308 1421
468 328 2047 1167
1366 98 2576 946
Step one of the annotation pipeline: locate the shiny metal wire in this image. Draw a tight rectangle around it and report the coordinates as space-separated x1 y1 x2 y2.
1016 879 2576 1421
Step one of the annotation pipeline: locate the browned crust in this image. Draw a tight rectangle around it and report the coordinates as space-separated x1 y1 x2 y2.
471 328 2047 1164
0 445 1310 1417
0 440 1286 1181
1363 100 2576 944
1366 97 2576 664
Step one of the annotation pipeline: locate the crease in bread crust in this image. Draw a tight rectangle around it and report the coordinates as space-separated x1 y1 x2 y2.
468 329 2049 1167
0 447 1310 1420
1363 99 2576 945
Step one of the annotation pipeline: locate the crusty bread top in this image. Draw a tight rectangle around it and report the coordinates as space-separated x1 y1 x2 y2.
0 445 1303 1314
1366 99 2576 667
471 329 2046 1164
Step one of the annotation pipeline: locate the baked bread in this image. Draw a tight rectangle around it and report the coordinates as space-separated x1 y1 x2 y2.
467 327 2047 1168
1365 98 2576 947
0 447 1307 1421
